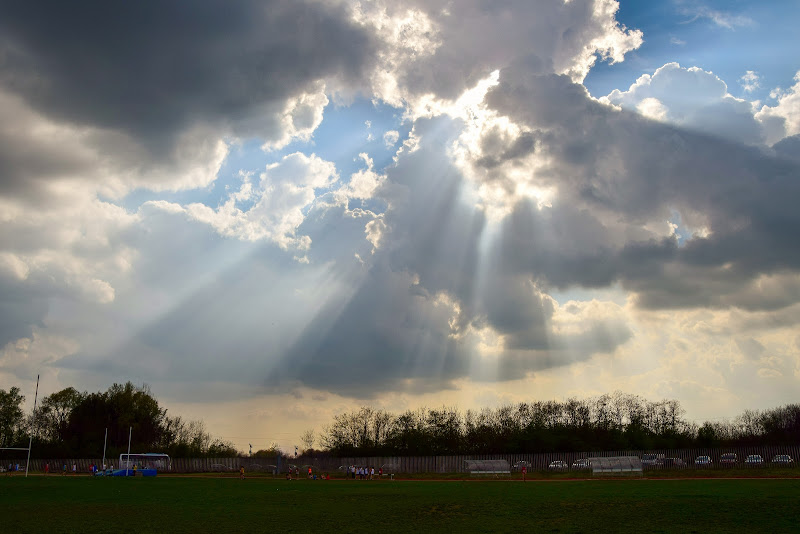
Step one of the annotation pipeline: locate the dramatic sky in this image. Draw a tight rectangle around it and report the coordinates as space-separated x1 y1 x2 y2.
2 0 799 453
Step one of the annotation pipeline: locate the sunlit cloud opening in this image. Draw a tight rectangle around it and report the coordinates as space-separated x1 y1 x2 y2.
445 72 556 220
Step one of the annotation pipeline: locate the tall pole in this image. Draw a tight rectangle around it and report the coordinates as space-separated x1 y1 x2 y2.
126 426 132 474
102 427 108 469
25 374 40 478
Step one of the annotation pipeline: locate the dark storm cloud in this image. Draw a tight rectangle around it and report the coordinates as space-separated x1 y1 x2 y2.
475 130 536 170
483 67 800 311
0 90 99 201
267 262 470 397
773 135 800 162
494 200 622 289
0 281 46 346
491 318 632 381
0 0 373 142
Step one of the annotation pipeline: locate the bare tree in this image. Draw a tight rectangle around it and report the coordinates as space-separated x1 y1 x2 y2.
300 429 315 454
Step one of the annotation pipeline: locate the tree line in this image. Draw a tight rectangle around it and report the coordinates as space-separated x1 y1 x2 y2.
319 392 800 456
0 382 238 458
5 385 799 459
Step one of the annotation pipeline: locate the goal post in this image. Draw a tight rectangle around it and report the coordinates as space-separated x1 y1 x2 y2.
2 374 40 477
0 447 31 474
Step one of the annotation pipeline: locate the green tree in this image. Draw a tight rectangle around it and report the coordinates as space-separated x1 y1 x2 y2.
207 439 239 457
0 387 25 447
64 382 166 456
37 387 85 442
254 443 283 458
697 422 718 447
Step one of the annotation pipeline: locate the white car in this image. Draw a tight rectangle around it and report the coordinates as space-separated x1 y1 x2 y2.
548 460 569 470
744 454 764 466
771 454 794 465
641 454 664 467
695 455 712 466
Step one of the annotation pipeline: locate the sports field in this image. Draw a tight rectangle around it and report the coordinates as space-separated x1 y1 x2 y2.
1 476 799 533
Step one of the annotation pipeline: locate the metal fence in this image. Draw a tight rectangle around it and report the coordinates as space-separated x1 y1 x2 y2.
332 445 800 474
5 444 799 474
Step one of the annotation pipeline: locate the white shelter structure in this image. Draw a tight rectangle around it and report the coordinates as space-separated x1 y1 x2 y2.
591 456 642 476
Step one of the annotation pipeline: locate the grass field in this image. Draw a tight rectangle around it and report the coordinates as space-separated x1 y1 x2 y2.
1 475 799 533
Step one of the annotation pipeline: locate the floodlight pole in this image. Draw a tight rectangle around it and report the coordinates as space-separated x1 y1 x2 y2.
25 374 40 478
102 428 108 469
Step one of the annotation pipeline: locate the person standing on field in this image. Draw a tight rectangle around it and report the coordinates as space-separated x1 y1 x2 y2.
44 463 49 475
240 466 245 480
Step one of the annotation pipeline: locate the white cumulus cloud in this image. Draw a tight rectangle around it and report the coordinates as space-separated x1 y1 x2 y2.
739 71 760 93
604 62 764 145
755 71 800 145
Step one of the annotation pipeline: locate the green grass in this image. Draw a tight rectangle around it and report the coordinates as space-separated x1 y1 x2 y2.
1 475 799 533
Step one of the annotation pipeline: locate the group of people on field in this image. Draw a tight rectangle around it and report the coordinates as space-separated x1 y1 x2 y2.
4 463 21 475
348 465 380 480
279 466 330 480
57 463 77 475
39 462 111 476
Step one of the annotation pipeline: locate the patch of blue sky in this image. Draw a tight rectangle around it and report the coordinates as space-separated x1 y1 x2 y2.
311 97 410 180
116 137 275 213
117 98 410 214
584 0 800 102
298 97 409 215
550 284 629 307
667 208 692 247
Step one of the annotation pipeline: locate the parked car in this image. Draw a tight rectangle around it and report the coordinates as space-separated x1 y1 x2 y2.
641 454 664 467
720 453 737 465
572 458 592 470
771 454 794 465
744 454 764 466
695 455 712 467
548 460 569 470
662 458 685 468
